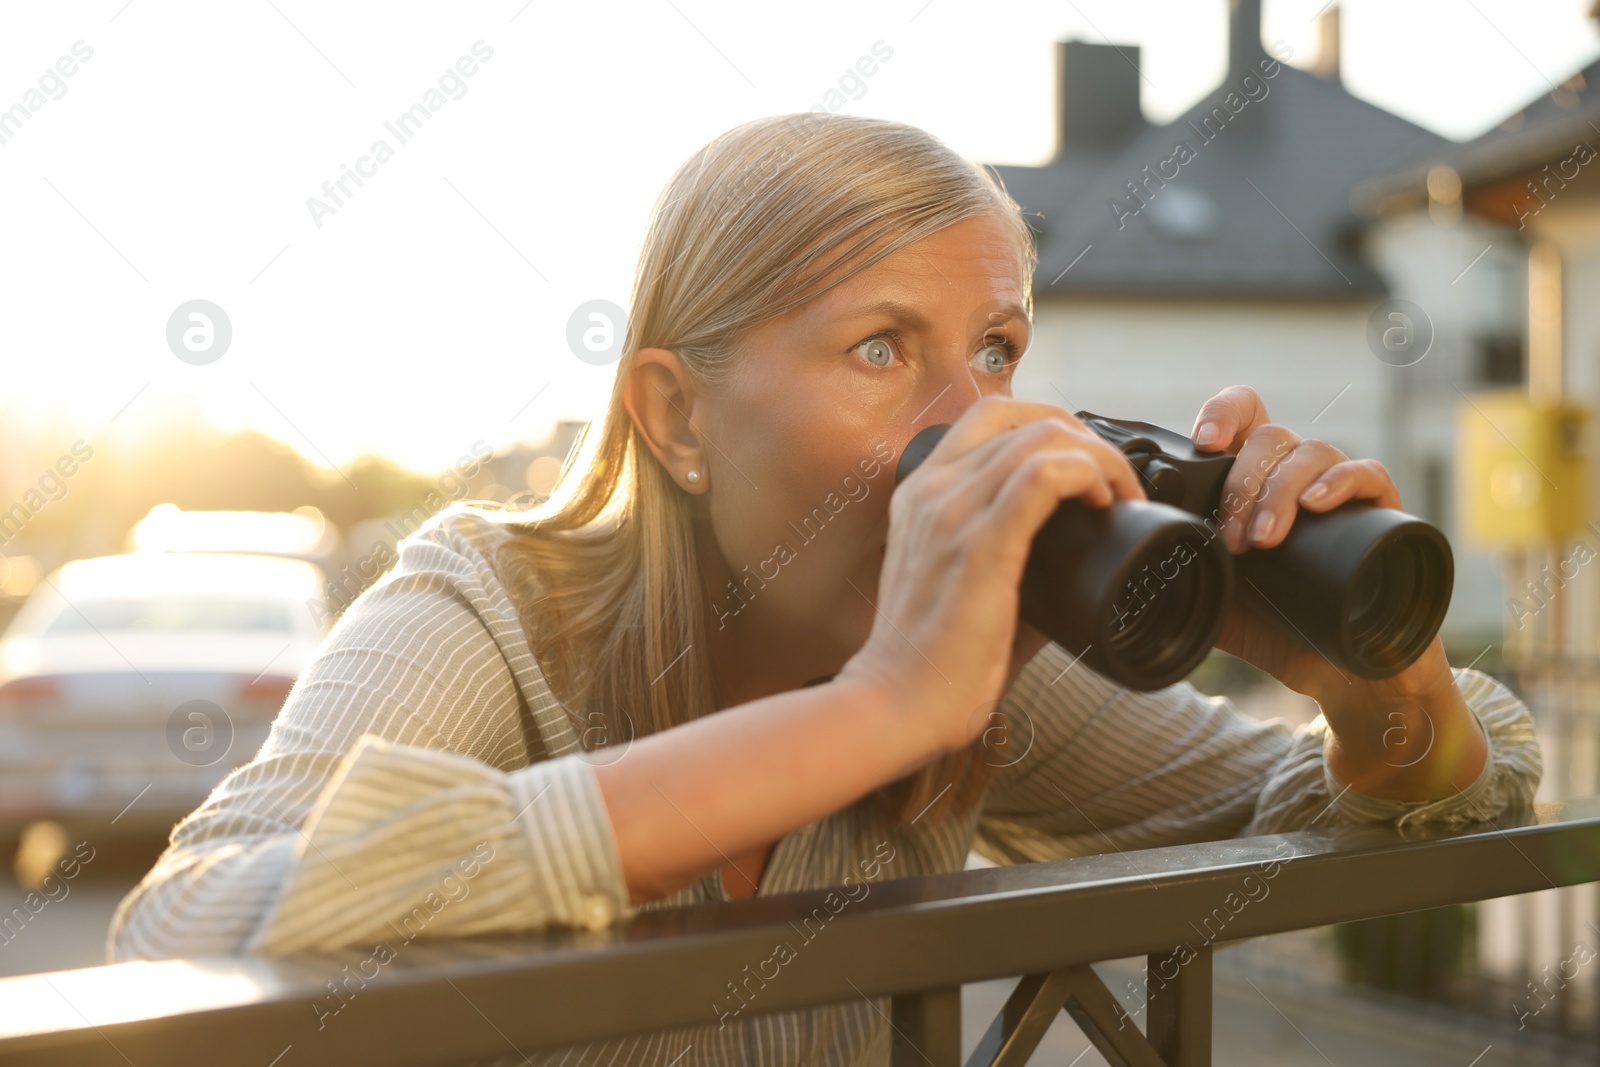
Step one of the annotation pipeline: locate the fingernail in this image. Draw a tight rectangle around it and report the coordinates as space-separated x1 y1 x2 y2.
1250 510 1276 544
1194 422 1220 448
1301 482 1328 505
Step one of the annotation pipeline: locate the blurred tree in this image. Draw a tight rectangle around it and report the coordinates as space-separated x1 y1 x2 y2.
1 418 446 573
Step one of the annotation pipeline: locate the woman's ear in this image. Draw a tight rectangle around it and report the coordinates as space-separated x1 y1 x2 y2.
623 347 710 493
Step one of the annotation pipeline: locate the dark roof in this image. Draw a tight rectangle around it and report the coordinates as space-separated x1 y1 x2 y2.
1499 56 1600 131
1354 56 1600 212
990 31 1451 300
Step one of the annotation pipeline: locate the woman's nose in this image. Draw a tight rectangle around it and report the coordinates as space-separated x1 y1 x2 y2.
916 360 987 428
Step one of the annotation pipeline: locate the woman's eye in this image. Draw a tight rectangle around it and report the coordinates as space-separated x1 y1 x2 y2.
855 337 895 368
852 331 1019 373
971 340 1016 376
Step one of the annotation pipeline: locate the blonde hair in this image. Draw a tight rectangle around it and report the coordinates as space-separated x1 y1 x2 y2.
484 112 1038 829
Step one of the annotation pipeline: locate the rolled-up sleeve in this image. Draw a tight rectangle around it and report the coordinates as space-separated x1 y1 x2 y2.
972 642 1544 864
243 735 635 956
108 506 639 962
1246 667 1542 834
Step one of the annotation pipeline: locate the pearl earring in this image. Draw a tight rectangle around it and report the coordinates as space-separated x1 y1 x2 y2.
686 468 701 484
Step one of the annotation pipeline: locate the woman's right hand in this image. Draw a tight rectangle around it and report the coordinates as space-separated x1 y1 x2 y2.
837 396 1148 757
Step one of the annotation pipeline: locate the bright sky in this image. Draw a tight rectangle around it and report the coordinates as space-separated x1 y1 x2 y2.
2 0 1596 475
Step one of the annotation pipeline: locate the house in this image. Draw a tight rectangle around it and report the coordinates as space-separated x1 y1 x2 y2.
1354 15 1600 663
998 0 1516 636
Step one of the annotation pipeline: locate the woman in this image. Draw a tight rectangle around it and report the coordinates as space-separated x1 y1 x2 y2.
109 113 1541 1065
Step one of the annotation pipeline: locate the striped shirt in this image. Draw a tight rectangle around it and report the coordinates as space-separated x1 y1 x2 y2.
107 502 1543 1067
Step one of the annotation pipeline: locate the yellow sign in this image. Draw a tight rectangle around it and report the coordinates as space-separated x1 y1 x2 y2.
1457 390 1590 547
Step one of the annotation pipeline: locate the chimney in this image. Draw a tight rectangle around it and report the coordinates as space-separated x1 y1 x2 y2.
1312 6 1341 81
1219 0 1271 136
1228 0 1267 77
1055 40 1146 155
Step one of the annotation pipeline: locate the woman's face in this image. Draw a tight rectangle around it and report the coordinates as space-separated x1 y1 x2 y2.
695 212 1032 693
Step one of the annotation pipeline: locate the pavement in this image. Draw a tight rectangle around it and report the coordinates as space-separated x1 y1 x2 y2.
0 837 157 979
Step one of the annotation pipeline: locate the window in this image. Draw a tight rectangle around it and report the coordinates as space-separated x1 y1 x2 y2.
1475 334 1523 385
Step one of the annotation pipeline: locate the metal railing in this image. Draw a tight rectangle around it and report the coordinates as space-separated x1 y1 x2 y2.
3 796 1600 1067
1484 659 1600 1041
1204 657 1600 1045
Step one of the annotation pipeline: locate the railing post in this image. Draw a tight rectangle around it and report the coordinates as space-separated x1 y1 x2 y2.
1145 943 1212 1066
891 985 962 1067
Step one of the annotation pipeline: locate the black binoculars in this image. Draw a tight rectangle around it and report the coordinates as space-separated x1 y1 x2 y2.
894 413 1453 691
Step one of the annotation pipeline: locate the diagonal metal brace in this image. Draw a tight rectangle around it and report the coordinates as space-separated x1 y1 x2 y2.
964 968 1079 1067
963 944 1212 1067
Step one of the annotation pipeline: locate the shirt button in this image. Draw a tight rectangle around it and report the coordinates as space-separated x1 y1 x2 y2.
579 894 614 929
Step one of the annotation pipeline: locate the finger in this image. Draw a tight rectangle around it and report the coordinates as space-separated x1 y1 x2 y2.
986 449 1128 560
894 425 1117 558
928 415 1148 514
988 418 1148 504
1297 457 1402 513
1216 422 1299 552
1239 438 1349 550
1191 385 1268 453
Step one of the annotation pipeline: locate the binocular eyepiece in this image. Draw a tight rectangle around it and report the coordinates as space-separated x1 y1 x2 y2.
893 413 1453 692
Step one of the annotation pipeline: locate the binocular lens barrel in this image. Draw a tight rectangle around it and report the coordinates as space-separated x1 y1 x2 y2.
1350 534 1451 672
893 417 1453 692
894 423 1230 689
1010 497 1232 690
1230 500 1453 681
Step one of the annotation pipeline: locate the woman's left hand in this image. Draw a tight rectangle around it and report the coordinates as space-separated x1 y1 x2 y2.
1190 388 1484 796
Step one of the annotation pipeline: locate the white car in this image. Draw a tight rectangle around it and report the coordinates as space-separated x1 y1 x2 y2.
0 551 331 836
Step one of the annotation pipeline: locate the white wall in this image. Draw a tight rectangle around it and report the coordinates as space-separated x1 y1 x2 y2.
1014 290 1505 637
1017 296 1381 454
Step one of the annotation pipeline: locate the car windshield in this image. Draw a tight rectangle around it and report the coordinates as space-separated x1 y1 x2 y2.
42 596 296 636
